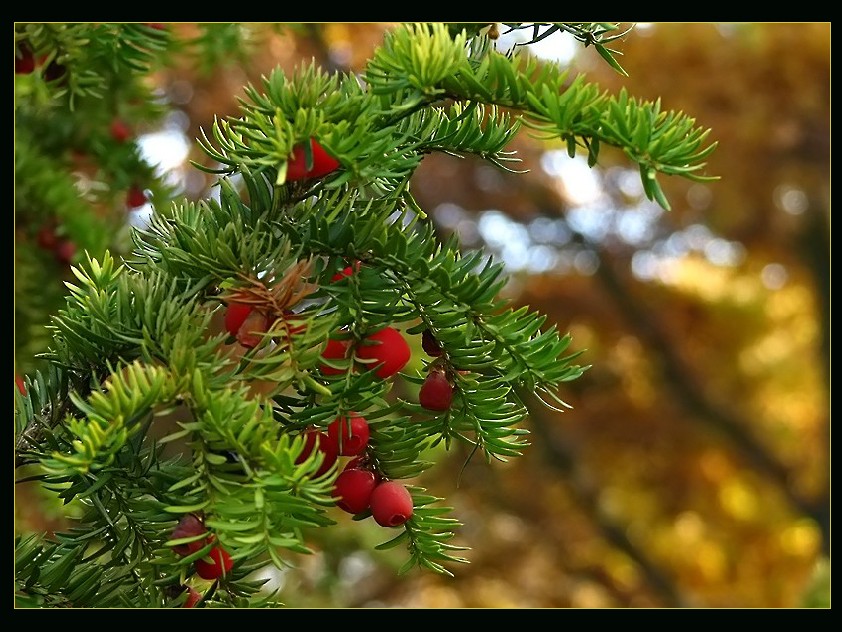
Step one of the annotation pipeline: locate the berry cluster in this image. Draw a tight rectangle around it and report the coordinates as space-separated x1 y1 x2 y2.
306 414 415 527
15 41 66 83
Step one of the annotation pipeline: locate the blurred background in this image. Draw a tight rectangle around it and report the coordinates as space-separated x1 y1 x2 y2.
15 23 830 608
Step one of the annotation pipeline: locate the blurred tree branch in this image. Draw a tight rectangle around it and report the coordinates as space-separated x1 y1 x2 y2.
555 214 830 555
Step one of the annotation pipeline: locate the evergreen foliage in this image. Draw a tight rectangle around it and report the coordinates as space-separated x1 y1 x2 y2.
14 22 716 607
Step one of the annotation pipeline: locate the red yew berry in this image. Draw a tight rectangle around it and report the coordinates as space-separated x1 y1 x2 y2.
419 369 453 412
222 302 270 348
422 329 442 357
15 42 36 74
356 326 411 379
236 308 270 349
223 302 253 337
16 374 25 395
286 138 340 181
53 239 76 265
194 546 233 580
332 468 377 514
327 413 370 456
344 455 381 483
295 430 338 477
36 223 58 250
127 185 147 208
182 586 202 608
369 481 414 527
110 118 132 143
331 260 361 282
170 514 209 557
319 338 349 376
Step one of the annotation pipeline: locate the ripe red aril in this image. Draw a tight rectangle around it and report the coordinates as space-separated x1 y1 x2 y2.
127 185 147 208
236 308 270 349
286 138 340 181
170 514 209 557
36 223 58 250
331 260 361 282
54 239 77 265
223 302 253 337
327 413 370 456
295 429 339 477
319 338 349 375
16 374 25 394
419 369 453 411
15 42 36 74
369 481 414 527
110 118 132 143
194 546 233 580
183 586 202 608
356 327 411 379
332 468 377 514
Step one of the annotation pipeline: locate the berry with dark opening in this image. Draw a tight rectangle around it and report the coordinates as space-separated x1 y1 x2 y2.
369 481 414 527
295 430 339 477
356 327 411 379
327 413 370 456
286 138 340 181
419 369 454 411
332 468 377 514
422 329 442 357
194 546 233 580
170 514 208 557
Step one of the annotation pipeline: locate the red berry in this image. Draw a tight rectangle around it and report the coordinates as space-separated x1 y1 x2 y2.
36 224 58 250
294 430 338 477
15 42 36 74
422 329 442 357
319 338 350 375
15 374 25 395
419 370 453 411
331 260 361 282
369 481 414 527
54 239 76 265
110 118 132 143
332 468 377 514
286 138 340 181
223 302 252 337
235 308 270 349
356 327 411 379
182 587 202 608
170 514 208 557
344 455 381 482
194 546 233 580
127 185 147 208
148 23 168 30
327 413 370 456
